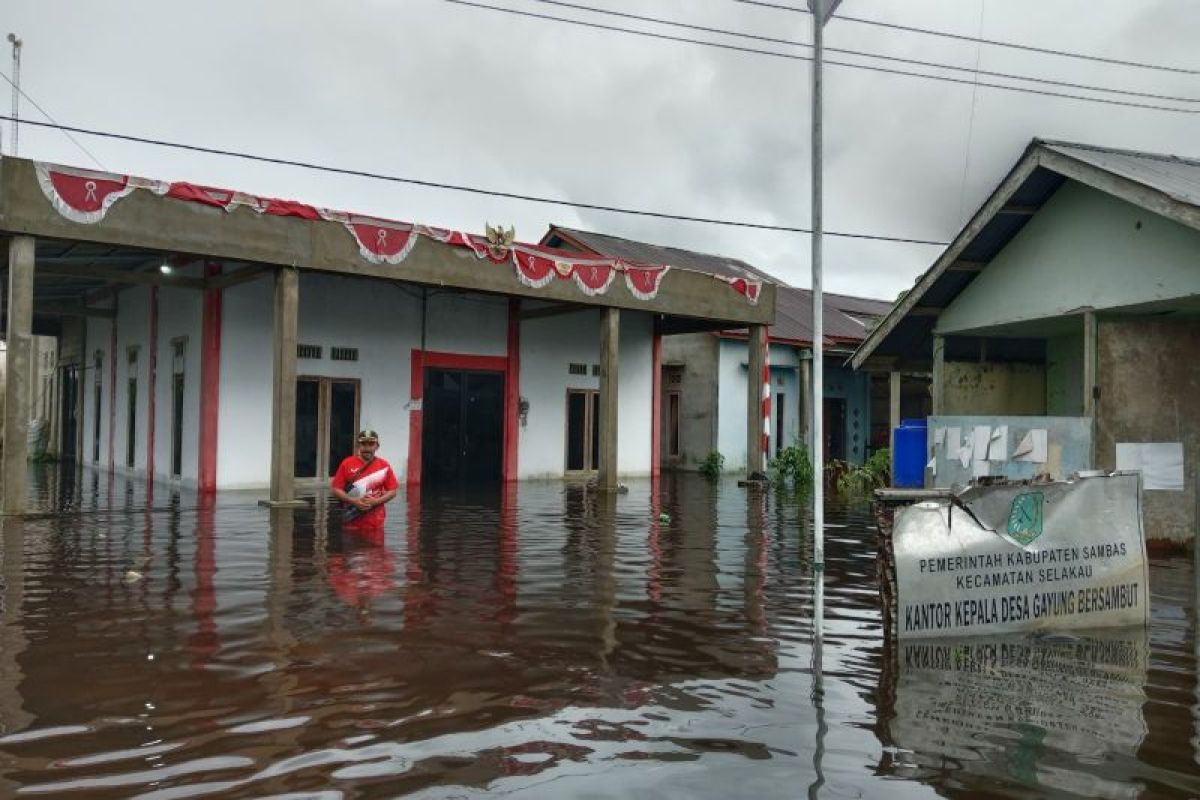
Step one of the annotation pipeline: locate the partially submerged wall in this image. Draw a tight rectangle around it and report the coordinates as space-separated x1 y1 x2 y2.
1096 317 1200 547
660 333 719 471
942 362 1046 416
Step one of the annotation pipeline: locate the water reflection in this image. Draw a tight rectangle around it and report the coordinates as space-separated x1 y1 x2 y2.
881 631 1149 796
0 466 1196 797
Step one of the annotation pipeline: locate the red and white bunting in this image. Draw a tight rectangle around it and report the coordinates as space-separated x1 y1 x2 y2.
159 181 242 210
716 274 762 305
624 264 670 301
35 163 142 224
571 262 616 296
30 160 766 306
322 212 418 265
512 249 559 289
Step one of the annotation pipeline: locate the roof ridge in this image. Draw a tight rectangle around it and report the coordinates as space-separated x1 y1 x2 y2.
550 224 790 285
1038 138 1200 169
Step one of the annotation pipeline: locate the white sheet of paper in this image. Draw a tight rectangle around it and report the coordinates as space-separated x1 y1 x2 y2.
945 427 961 469
988 425 1009 462
1014 429 1047 463
1116 442 1184 491
959 436 973 468
933 427 945 447
945 427 960 453
972 459 990 478
973 426 991 460
926 456 936 477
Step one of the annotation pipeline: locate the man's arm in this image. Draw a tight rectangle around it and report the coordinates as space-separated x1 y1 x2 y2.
362 467 401 509
330 465 371 510
365 487 398 509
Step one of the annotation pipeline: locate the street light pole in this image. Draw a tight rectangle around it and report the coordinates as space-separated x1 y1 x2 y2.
808 0 838 572
6 33 21 156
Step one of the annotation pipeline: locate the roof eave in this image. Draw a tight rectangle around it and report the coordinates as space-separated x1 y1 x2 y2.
849 140 1046 370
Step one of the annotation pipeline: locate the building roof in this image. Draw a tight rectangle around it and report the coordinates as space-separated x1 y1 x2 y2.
850 138 1200 370
543 226 779 285
542 225 891 348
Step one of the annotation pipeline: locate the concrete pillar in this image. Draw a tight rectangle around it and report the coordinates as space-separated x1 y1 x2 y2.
268 268 300 505
75 310 87 468
1083 310 1097 468
799 353 812 453
597 307 619 491
889 370 901 480
746 324 767 475
2 238 35 515
931 334 945 416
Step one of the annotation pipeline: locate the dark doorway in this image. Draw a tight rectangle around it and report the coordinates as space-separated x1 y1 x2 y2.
60 365 79 461
422 368 504 485
327 380 358 476
92 352 103 463
823 397 846 462
171 373 185 477
126 378 137 468
566 389 600 472
295 378 321 478
293 377 361 479
775 392 786 457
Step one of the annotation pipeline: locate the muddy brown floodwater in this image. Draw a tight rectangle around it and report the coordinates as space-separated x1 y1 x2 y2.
0 467 1197 798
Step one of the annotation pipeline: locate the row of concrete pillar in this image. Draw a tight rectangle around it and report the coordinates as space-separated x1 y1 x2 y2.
0 238 770 513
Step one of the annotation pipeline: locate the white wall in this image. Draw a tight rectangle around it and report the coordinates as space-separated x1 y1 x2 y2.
518 309 654 479
218 274 511 489
83 308 112 469
81 269 208 485
716 340 801 471
83 269 654 489
153 286 204 483
216 275 274 489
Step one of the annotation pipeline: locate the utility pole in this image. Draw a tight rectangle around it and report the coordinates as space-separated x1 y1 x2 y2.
6 33 21 156
808 0 839 573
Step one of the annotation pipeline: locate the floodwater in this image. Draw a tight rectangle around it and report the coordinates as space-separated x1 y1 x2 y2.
0 467 1197 799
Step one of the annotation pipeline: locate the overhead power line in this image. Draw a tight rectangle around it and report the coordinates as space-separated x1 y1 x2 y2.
441 0 1197 114
0 69 106 169
730 0 1200 76
527 0 1199 105
0 115 950 246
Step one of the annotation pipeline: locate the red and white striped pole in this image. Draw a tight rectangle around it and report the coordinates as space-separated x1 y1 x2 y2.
761 338 771 472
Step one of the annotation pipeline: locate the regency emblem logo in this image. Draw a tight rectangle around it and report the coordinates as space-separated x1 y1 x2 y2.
1007 492 1045 546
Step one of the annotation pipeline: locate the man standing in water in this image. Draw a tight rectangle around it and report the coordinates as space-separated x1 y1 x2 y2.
331 430 400 527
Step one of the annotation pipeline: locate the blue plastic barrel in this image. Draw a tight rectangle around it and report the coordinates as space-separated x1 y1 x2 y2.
893 418 928 488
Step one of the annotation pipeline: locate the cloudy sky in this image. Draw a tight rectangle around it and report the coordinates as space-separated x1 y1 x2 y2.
3 0 1198 299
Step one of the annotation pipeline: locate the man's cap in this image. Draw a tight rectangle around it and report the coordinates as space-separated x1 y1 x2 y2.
357 429 380 442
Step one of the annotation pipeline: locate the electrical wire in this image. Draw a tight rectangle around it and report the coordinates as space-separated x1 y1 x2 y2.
526 0 1200 104
0 70 106 169
442 0 1197 114
0 115 951 246
730 0 1200 75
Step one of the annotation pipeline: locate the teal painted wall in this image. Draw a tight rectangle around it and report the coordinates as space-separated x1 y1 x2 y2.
937 181 1200 334
1045 330 1084 415
824 365 870 465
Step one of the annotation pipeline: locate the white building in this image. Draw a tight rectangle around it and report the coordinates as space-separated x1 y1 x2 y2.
0 157 774 510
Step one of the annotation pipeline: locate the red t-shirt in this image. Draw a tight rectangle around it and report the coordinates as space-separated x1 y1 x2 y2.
332 456 400 527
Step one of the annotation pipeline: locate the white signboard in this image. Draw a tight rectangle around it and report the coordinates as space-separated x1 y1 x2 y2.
894 473 1148 638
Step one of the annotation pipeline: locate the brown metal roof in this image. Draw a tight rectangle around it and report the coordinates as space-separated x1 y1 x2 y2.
542 225 889 347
